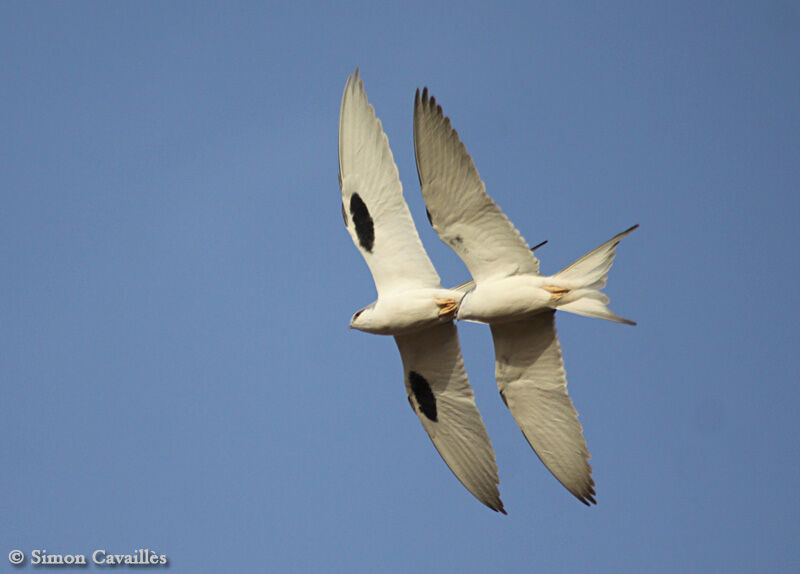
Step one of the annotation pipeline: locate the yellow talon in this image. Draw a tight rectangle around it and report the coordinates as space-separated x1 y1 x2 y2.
435 298 458 318
543 285 570 301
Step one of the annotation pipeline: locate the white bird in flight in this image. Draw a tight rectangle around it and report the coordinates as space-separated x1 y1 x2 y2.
413 87 637 505
339 70 505 512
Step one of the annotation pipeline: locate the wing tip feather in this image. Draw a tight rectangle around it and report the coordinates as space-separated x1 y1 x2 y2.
576 474 597 506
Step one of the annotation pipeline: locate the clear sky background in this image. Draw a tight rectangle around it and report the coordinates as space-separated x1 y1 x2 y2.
2 2 798 572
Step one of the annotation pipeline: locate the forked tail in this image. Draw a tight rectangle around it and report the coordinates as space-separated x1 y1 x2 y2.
551 225 638 325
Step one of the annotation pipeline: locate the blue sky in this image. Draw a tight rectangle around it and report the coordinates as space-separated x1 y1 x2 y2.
2 2 798 572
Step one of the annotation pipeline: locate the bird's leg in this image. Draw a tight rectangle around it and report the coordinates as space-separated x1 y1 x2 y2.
435 298 458 318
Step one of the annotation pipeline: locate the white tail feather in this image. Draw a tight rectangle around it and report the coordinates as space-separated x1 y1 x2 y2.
553 225 638 325
558 295 636 325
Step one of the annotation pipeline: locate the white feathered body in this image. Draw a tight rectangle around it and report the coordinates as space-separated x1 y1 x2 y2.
458 275 557 324
350 288 464 335
456 252 635 326
458 275 552 323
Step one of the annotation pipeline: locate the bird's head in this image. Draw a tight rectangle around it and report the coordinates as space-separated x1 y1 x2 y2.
349 302 377 332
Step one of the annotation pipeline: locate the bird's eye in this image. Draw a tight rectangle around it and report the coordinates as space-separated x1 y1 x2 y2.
353 310 363 320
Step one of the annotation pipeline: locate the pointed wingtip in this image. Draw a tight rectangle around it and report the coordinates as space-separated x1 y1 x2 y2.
346 67 360 86
486 498 507 514
576 485 597 506
417 86 437 111
347 68 362 92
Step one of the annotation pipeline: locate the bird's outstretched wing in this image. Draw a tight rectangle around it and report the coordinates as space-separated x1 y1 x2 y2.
413 88 540 282
339 70 441 295
395 323 505 513
490 311 596 505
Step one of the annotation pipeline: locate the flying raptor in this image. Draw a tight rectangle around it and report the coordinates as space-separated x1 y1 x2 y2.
339 70 504 512
413 87 637 505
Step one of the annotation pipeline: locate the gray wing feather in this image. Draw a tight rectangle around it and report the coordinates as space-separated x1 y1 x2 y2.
395 323 505 513
339 70 441 295
490 311 596 505
413 88 540 282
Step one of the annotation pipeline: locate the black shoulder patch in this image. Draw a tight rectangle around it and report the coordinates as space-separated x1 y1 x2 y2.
409 371 437 422
426 208 433 226
349 193 374 252
341 200 348 227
